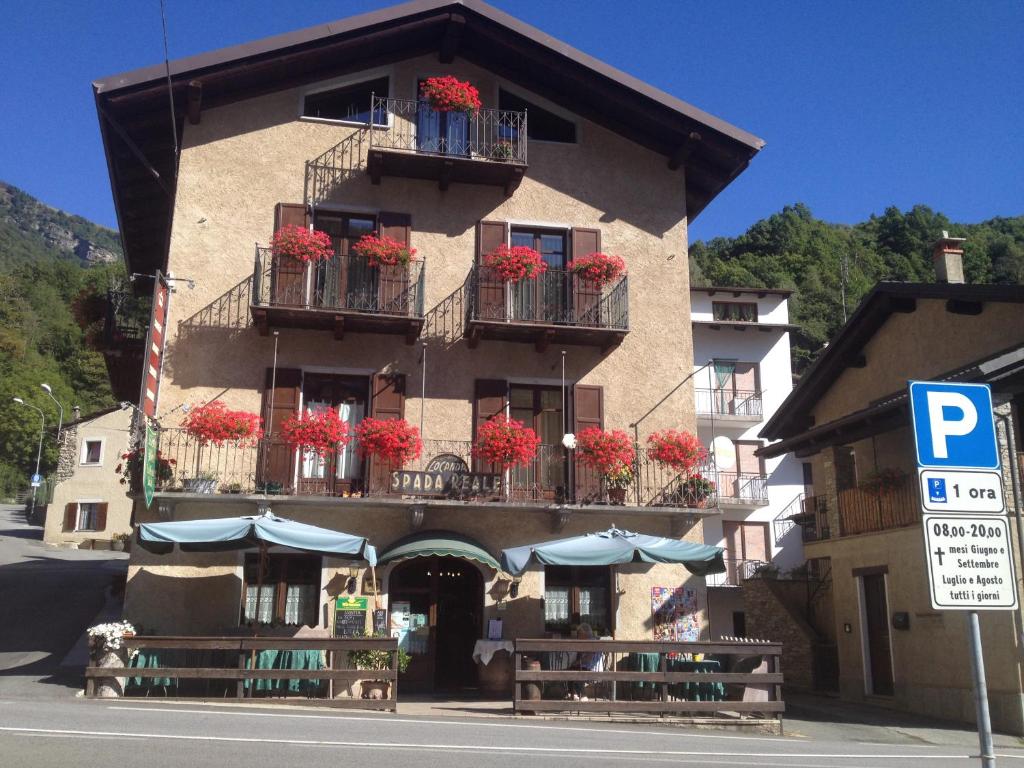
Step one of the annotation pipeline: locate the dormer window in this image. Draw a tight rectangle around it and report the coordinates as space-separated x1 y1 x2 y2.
712 301 758 322
302 76 389 125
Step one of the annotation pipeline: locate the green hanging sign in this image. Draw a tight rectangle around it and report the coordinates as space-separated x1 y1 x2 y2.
142 424 158 509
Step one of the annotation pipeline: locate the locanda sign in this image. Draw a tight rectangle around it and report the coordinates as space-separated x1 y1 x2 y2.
389 453 502 497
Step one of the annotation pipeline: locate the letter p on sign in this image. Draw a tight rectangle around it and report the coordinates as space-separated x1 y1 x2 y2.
909 381 999 470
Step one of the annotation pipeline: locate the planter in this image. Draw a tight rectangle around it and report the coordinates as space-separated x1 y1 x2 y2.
183 477 218 494
607 487 628 505
90 645 128 698
360 680 390 700
111 539 125 552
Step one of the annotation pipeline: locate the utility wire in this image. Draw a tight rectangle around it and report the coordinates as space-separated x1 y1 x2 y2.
159 0 180 176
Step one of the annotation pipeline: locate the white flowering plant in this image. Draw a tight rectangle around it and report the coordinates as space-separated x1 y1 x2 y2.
87 621 136 652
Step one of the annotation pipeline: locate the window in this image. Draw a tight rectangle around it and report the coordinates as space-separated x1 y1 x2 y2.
509 384 565 496
498 89 577 143
243 553 321 627
544 566 611 636
302 77 389 125
308 212 376 310
712 301 758 322
76 502 100 531
298 374 369 493
509 227 568 322
81 439 103 465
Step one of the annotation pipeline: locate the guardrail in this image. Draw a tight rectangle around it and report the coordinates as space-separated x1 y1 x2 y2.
85 635 399 710
513 639 783 718
695 389 763 419
706 558 771 587
714 472 768 505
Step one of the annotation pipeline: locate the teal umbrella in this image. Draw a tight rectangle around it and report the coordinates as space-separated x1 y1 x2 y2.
500 526 725 577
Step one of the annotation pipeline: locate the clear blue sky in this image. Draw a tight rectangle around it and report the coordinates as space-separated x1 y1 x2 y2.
1 0 1021 241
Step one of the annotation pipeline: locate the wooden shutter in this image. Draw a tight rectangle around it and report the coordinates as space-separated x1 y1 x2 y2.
368 373 406 493
572 384 604 503
271 203 309 306
378 212 412 314
476 221 508 320
95 503 108 532
473 379 508 472
571 228 601 326
63 503 76 532
258 367 302 491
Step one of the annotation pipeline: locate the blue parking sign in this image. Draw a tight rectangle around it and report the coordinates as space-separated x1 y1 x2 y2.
909 381 999 469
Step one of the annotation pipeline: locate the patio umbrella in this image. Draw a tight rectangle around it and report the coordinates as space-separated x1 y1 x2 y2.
500 526 725 577
137 511 378 630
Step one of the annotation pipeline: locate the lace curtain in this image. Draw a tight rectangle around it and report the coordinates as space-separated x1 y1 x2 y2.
244 584 276 624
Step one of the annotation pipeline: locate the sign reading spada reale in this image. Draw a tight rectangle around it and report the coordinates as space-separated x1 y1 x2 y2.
390 452 502 497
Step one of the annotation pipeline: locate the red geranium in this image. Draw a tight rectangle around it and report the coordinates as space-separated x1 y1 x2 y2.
351 233 416 268
473 415 541 469
354 417 423 466
183 401 263 446
569 252 626 288
281 408 351 457
420 76 482 113
271 225 334 262
647 429 706 475
575 428 636 477
484 244 548 282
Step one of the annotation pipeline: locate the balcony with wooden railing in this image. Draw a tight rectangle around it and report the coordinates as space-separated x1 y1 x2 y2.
837 472 919 537
367 96 528 195
466 264 629 352
250 247 425 343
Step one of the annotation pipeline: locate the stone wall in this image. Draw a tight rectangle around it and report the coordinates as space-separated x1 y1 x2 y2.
743 576 817 691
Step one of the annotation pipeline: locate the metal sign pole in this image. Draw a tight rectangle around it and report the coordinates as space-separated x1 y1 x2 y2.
967 610 996 767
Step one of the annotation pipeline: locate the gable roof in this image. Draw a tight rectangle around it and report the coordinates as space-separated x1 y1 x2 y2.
93 0 763 276
759 281 1024 443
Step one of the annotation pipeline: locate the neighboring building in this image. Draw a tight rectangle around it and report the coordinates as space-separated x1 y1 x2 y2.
43 406 133 548
759 237 1024 733
94 0 763 692
689 287 806 639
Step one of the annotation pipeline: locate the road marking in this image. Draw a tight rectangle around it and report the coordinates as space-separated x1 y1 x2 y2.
0 726 972 761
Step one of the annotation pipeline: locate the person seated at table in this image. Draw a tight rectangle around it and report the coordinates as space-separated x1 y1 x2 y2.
569 623 603 701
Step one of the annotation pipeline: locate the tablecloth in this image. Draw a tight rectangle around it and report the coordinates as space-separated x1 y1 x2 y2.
244 649 325 694
622 654 725 701
472 639 514 666
127 649 174 689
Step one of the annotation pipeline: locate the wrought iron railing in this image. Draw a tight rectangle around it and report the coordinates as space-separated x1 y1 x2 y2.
468 265 629 330
368 96 527 164
714 472 769 505
837 472 919 537
800 494 831 542
695 388 763 419
706 558 771 587
252 247 425 318
772 492 805 541
103 289 148 346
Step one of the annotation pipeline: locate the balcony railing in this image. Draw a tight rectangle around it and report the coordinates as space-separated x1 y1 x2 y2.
150 431 716 510
695 389 763 420
837 472 919 537
706 558 771 587
795 494 830 542
713 472 769 506
103 289 148 347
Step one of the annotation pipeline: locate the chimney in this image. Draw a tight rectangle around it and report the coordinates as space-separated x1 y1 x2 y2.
933 230 966 284
71 405 81 422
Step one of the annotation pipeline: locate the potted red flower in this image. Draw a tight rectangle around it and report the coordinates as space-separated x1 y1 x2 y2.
484 244 548 283
271 225 334 262
116 449 175 493
574 427 636 504
473 415 541 470
647 429 707 476
569 252 626 288
354 417 423 467
183 401 263 447
281 408 352 457
351 233 416 268
420 76 482 113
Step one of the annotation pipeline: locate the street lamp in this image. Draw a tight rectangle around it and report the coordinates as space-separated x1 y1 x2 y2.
40 383 63 445
13 397 45 511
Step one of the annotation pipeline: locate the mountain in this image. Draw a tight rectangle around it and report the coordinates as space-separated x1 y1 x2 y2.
690 204 1024 372
0 181 125 497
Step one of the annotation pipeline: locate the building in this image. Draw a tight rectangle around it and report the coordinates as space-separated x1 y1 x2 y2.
43 406 133 548
94 0 763 693
689 287 806 639
759 237 1024 732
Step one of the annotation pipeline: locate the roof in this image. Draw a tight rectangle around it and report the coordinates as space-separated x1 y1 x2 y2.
62 405 125 430
93 0 763 275
760 281 1024 443
377 529 501 570
689 286 793 297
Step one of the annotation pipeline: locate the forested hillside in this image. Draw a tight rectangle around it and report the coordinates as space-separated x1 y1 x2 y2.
690 204 1024 372
0 181 123 497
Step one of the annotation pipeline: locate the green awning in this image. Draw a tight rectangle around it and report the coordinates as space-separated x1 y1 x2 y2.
378 530 501 571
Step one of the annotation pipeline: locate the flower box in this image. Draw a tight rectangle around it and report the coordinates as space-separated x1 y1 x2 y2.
182 401 263 446
473 415 541 469
569 252 626 288
647 429 707 476
281 409 352 457
420 76 482 113
351 233 416 268
271 225 334 262
354 417 423 467
484 244 547 283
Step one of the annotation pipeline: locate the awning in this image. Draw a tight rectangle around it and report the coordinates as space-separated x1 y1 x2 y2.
377 530 501 572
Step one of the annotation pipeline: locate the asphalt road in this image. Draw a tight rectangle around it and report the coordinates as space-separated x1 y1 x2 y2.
0 697 1008 768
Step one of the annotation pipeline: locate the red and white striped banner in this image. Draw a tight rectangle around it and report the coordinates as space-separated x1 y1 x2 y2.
140 272 170 418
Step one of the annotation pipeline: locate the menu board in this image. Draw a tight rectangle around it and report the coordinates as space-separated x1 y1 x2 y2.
334 596 368 638
373 608 388 635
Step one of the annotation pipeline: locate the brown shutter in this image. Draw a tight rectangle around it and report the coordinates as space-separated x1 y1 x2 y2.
573 384 604 503
368 373 407 492
476 221 508 320
271 203 309 306
571 228 602 326
473 379 508 472
63 503 77 532
95 503 108 532
378 212 412 314
258 367 302 491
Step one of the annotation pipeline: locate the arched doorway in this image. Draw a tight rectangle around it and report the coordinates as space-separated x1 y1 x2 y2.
388 555 484 693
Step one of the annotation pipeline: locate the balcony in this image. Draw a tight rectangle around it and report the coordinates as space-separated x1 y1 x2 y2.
466 265 629 352
695 388 763 425
790 494 831 542
713 471 769 508
837 472 919 537
250 247 425 343
367 97 528 195
99 289 148 402
706 558 770 587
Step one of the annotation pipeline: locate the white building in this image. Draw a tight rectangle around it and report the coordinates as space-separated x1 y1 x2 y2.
690 286 807 639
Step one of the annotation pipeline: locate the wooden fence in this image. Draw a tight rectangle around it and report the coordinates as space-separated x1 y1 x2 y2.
837 473 919 537
85 636 399 711
513 639 783 718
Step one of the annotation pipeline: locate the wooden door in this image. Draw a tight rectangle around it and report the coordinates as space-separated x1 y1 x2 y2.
271 204 308 306
378 212 412 314
258 367 301 492
473 379 508 476
571 227 601 326
722 521 770 583
476 221 507 320
366 373 406 493
862 573 894 695
733 440 764 500
573 384 603 503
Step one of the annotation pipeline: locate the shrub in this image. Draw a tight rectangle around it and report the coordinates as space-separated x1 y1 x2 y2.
473 415 541 469
647 429 706 475
354 417 423 466
575 427 636 478
281 408 352 457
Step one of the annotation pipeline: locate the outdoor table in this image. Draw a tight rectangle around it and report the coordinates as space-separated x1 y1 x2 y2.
472 639 514 666
668 658 725 701
244 648 325 695
126 648 175 690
